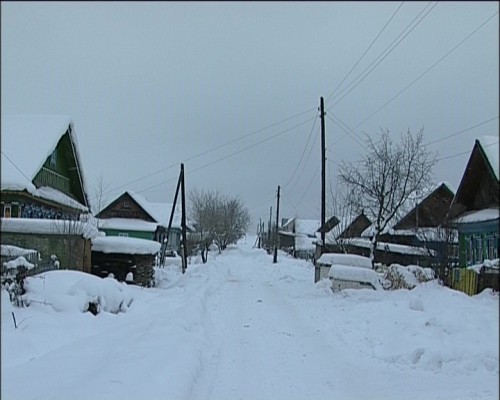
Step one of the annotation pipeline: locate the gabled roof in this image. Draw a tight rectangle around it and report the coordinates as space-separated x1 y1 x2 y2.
127 191 182 228
478 136 499 180
281 218 321 236
1 114 89 210
101 190 183 229
393 182 455 230
449 136 499 218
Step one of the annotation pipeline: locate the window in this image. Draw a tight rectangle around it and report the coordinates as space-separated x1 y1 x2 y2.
123 201 130 209
4 205 11 218
474 236 483 264
11 203 20 218
118 232 129 237
485 235 498 261
50 150 57 168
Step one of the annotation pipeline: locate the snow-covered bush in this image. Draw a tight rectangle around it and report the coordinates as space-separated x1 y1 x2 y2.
383 264 435 290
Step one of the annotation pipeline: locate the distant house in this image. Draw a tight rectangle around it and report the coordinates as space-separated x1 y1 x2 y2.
316 186 453 270
279 218 321 260
97 191 187 254
1 115 96 271
378 182 458 269
448 136 499 269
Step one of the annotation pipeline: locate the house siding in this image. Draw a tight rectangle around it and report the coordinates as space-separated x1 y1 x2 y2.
98 192 155 221
1 232 91 273
102 228 154 241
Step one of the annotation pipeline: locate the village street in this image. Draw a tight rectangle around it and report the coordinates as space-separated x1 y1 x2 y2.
2 236 498 400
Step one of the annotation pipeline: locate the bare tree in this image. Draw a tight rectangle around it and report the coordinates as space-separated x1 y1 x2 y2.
92 174 109 229
338 128 437 268
189 189 250 255
328 185 361 252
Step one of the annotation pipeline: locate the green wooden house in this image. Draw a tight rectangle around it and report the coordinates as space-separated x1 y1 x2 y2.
1 115 96 271
449 136 499 267
96 191 186 254
447 136 499 294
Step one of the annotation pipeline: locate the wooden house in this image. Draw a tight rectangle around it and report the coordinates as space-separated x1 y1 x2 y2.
378 182 457 271
97 191 186 254
278 218 321 260
1 115 96 271
448 136 499 271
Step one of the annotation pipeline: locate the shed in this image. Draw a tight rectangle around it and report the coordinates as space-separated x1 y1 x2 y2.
91 236 161 287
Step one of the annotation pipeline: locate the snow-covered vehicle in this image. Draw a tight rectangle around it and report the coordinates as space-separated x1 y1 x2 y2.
316 253 383 291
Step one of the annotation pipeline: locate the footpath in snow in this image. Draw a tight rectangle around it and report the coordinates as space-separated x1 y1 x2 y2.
1 236 499 400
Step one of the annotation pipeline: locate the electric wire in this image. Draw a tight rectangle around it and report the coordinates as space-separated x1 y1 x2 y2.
353 11 499 131
100 106 317 197
326 1 405 103
134 116 316 195
328 1 438 107
282 110 319 189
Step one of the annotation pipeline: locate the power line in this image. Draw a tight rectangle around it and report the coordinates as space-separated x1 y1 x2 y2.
133 116 316 195
283 110 319 189
326 112 366 149
290 164 321 213
425 116 499 146
436 140 498 162
100 106 316 197
282 124 320 195
328 1 438 107
1 151 33 185
326 1 405 103
353 11 499 131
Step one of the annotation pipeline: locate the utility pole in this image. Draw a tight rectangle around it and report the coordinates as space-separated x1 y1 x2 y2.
316 96 326 282
273 185 280 264
180 163 188 274
161 165 183 267
268 206 272 253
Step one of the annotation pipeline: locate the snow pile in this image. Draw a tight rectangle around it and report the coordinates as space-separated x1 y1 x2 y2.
1 244 40 259
92 236 161 255
3 256 35 271
383 264 435 290
1 237 498 400
468 258 500 273
23 270 133 314
317 252 372 268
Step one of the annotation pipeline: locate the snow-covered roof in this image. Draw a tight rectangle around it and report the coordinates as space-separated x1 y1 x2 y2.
1 114 89 210
0 218 101 239
328 265 383 290
452 208 499 224
124 191 182 228
317 253 372 269
390 227 458 243
98 218 159 232
1 244 40 258
295 219 321 235
337 237 436 257
295 234 317 251
91 236 161 255
478 136 499 180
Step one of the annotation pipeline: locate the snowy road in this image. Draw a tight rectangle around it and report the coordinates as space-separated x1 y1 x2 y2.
2 237 499 400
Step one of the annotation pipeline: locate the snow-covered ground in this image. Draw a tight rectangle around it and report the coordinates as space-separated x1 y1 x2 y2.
1 236 499 400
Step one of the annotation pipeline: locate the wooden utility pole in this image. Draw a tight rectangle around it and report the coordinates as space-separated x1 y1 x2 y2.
317 96 326 282
268 206 272 253
273 185 280 264
160 165 183 267
180 163 188 274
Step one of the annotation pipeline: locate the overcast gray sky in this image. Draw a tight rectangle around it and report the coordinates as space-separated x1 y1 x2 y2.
2 1 499 229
